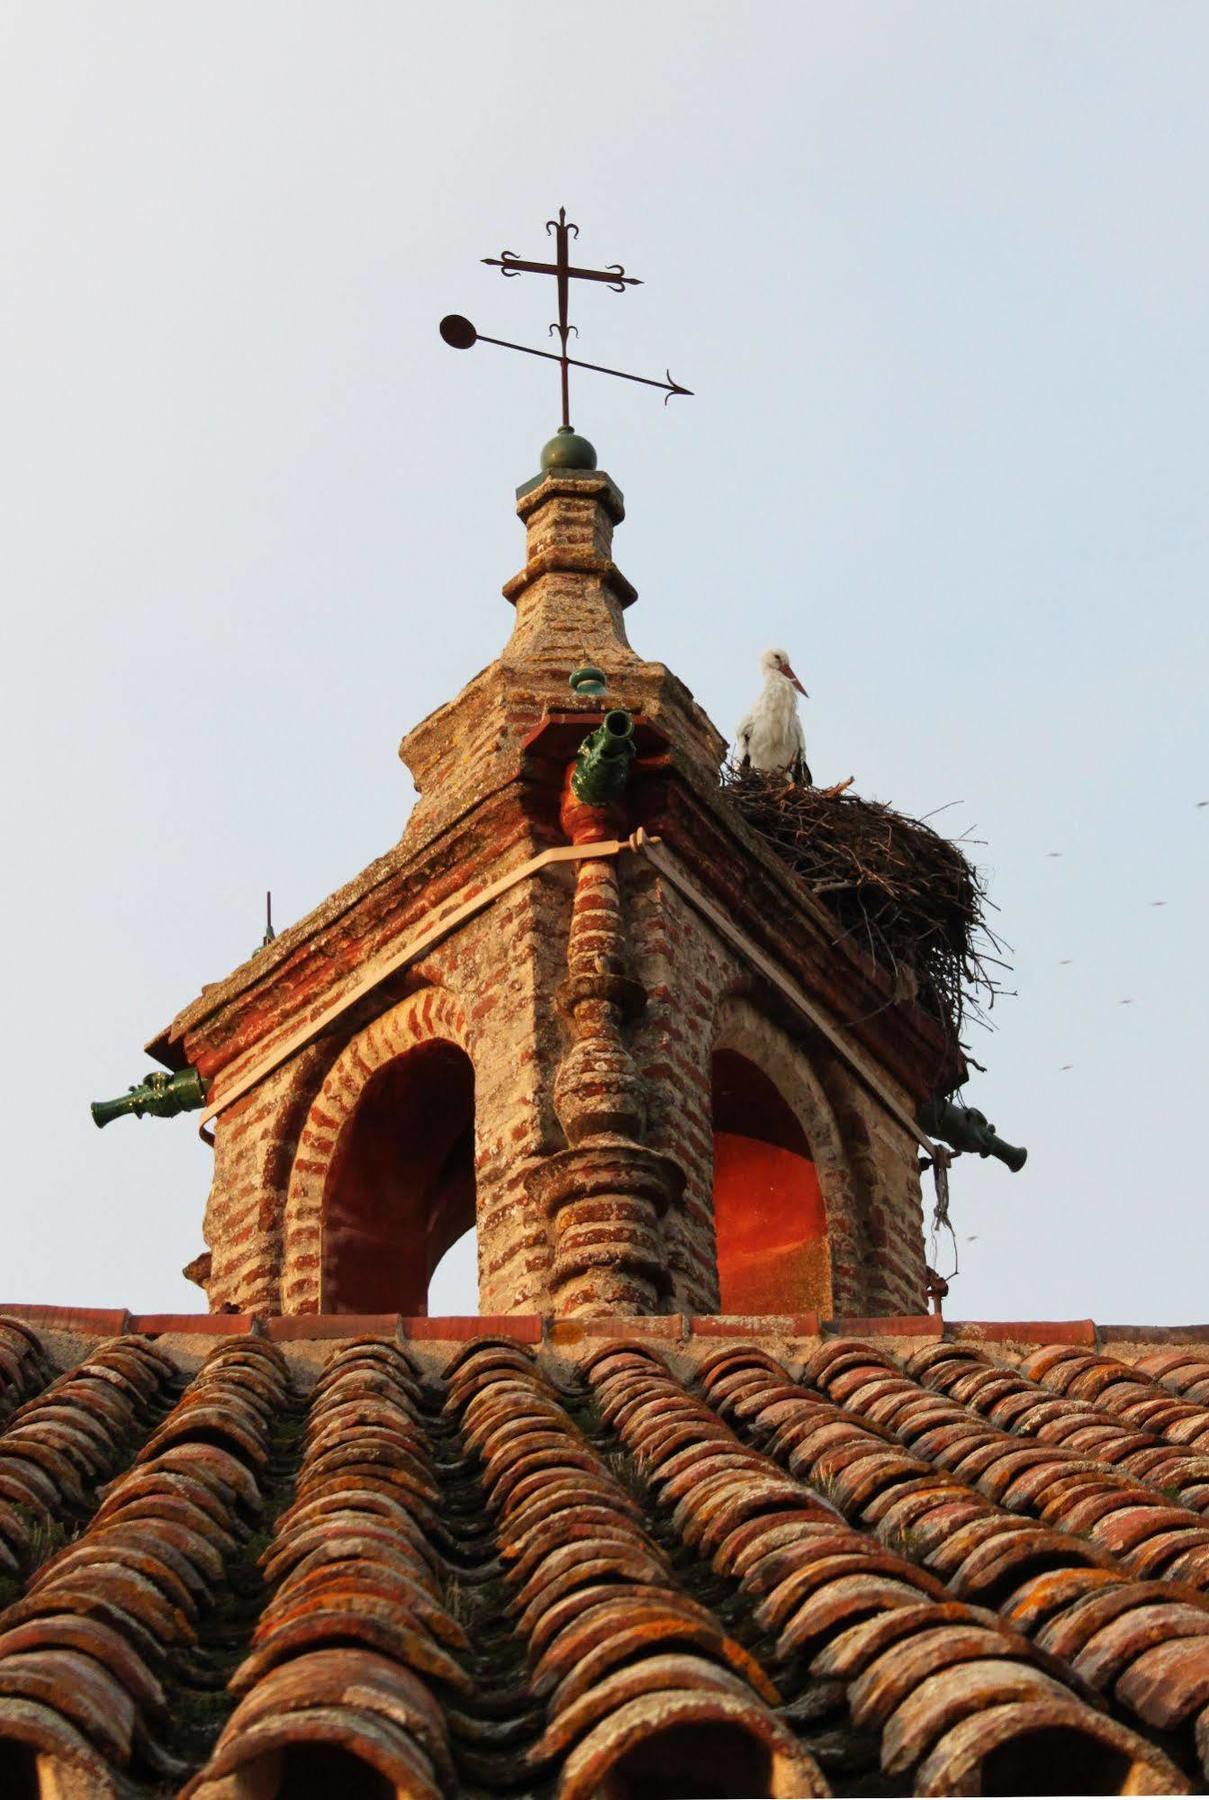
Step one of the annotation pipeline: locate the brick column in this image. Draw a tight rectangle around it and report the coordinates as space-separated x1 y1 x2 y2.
526 780 684 1315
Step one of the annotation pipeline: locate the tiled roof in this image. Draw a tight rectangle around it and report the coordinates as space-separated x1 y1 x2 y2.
2 1315 1209 1795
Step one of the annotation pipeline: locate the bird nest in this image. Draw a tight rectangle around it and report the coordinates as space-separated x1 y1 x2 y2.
719 766 1009 1047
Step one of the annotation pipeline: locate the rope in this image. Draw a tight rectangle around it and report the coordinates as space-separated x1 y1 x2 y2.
928 1145 960 1281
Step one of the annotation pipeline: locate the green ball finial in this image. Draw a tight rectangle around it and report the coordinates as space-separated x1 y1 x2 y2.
541 426 598 472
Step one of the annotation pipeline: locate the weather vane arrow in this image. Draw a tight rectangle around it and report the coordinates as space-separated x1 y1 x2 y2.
440 207 692 423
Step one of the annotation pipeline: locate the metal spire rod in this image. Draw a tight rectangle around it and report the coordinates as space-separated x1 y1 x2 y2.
439 318 690 401
440 206 691 425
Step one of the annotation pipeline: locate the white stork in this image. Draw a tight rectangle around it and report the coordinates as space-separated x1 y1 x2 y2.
735 648 812 784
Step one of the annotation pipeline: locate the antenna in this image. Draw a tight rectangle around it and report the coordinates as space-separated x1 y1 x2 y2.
262 890 275 948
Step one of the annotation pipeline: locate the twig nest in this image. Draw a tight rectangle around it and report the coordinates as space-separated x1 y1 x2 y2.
719 765 1007 1045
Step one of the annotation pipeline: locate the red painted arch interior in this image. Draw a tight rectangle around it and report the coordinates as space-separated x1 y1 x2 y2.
712 1050 828 1315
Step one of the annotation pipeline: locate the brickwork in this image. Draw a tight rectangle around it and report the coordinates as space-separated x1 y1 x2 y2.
471 867 568 1314
398 470 726 857
712 996 848 1309
526 784 685 1315
624 864 731 1312
279 987 470 1310
198 876 574 1317
624 867 929 1319
163 456 937 1323
504 473 640 672
200 1042 331 1314
820 1064 931 1315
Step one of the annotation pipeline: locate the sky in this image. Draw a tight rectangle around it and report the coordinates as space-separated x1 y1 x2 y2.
1 2 1205 1324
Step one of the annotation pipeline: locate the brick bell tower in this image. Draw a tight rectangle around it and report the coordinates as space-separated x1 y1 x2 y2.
150 430 959 1322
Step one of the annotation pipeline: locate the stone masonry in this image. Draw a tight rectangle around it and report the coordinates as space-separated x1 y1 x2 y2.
149 447 955 1320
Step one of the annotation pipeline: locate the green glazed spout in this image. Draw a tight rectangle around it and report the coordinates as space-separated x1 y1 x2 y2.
919 1096 1027 1172
91 1066 209 1130
571 709 637 805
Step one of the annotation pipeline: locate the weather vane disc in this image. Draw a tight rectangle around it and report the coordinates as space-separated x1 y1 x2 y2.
440 207 691 431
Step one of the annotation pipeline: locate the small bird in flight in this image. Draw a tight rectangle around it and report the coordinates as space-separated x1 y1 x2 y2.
1060 1063 1074 1070
1150 901 1167 907
1119 998 1136 1006
735 648 811 783
1045 851 1063 858
1058 958 1073 966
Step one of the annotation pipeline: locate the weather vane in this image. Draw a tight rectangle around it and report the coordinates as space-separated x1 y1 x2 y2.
440 207 691 430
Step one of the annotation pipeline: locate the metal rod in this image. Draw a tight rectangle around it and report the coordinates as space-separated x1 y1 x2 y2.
475 332 691 396
554 210 572 428
482 257 641 287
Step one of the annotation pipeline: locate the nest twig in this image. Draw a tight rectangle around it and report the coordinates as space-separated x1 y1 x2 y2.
719 766 1010 1047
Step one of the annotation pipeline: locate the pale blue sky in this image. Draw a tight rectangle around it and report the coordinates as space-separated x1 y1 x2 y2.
2 2 1205 1322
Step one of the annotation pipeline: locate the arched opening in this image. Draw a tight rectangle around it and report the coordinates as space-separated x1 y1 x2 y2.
711 1049 828 1315
427 1224 479 1314
320 1040 475 1314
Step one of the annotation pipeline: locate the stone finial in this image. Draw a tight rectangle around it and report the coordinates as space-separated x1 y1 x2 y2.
502 468 641 674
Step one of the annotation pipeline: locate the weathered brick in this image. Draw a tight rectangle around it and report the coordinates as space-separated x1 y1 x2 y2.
131 1311 253 1336
948 1318 1097 1347
404 1314 543 1344
826 1312 942 1339
155 465 943 1329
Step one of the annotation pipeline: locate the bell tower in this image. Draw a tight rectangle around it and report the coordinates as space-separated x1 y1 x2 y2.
148 421 957 1323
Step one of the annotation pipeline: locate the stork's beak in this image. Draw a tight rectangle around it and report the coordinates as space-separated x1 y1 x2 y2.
784 663 808 696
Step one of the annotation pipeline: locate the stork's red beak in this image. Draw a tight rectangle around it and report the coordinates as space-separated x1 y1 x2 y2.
783 663 808 696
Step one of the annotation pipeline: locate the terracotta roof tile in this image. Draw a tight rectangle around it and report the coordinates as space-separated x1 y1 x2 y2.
589 1340 1187 1790
1 1316 1208 1793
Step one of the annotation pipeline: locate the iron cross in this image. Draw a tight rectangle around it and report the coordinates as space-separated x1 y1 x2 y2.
440 207 691 429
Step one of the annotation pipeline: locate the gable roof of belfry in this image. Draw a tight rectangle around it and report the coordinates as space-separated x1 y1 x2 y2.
2 1308 1209 1795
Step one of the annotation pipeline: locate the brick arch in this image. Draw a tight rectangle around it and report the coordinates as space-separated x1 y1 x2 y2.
282 988 472 1313
813 1057 929 1317
710 996 859 1318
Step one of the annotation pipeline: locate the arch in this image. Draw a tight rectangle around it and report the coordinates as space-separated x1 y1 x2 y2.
427 1223 478 1314
711 997 855 1318
282 988 474 1314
